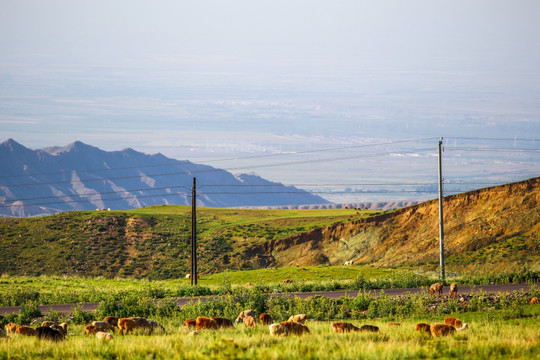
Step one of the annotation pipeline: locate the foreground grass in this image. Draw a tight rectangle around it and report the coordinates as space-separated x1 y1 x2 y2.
1 308 539 360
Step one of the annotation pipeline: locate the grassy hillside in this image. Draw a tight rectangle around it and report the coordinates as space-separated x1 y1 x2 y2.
1 177 538 279
0 206 379 279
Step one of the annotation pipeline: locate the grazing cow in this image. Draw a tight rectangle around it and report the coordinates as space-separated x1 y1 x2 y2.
4 323 17 334
196 316 218 330
85 325 100 336
283 279 293 284
531 297 539 305
449 283 458 298
95 331 114 341
430 324 456 337
360 325 379 333
35 326 65 341
444 317 462 328
243 316 256 328
279 321 309 335
104 316 119 327
147 320 166 334
41 321 56 327
429 282 444 296
331 322 360 333
184 319 196 329
259 313 273 326
235 310 256 324
16 326 36 337
50 324 67 336
117 317 163 335
212 317 234 329
92 321 115 332
117 318 137 335
287 314 307 324
415 323 431 335
269 323 288 337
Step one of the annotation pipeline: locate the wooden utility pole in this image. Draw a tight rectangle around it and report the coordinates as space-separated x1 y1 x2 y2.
191 177 197 286
438 138 445 281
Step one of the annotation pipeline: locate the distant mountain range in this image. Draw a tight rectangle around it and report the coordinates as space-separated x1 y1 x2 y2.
0 139 329 217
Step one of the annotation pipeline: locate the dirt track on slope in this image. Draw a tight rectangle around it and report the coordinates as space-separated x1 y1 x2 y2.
1 283 535 316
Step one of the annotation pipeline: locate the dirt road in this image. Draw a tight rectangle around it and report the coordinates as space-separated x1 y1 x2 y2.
0 283 535 316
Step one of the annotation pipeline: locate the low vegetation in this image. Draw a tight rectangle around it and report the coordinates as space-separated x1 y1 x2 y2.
1 268 538 307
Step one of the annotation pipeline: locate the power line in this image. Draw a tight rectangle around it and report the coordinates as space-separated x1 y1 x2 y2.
0 137 438 180
445 136 539 142
445 147 540 153
1 147 436 188
0 180 525 206
1 188 468 209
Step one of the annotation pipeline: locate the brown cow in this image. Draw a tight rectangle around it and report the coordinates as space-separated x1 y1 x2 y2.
235 310 256 324
430 324 456 337
331 322 360 333
449 283 458 298
360 325 379 333
85 325 100 336
259 313 273 326
104 316 119 327
279 321 309 335
16 326 36 336
243 316 256 328
269 323 288 337
287 314 307 324
35 326 65 341
429 282 444 296
4 323 17 334
531 297 539 305
415 323 431 335
212 317 234 329
444 317 462 328
196 316 218 330
117 318 137 335
184 319 196 329
388 323 401 327
117 317 162 335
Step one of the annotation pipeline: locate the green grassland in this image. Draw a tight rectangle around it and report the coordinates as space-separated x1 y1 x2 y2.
1 306 539 359
0 206 381 279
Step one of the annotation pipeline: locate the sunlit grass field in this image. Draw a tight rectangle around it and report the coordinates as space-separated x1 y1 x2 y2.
2 307 539 359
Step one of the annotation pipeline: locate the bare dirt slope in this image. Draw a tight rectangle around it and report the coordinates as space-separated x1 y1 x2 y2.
250 177 540 272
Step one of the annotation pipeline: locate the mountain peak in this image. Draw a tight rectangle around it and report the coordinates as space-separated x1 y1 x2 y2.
1 138 28 152
41 141 101 155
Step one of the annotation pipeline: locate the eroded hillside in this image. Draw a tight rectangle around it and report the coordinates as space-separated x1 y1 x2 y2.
248 177 540 273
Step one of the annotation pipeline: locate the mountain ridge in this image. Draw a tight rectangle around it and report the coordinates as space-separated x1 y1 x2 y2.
0 139 329 217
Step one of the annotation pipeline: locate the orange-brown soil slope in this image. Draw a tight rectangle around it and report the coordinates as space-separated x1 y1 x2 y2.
247 177 540 272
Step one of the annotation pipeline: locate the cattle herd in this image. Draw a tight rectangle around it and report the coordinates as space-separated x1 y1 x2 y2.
2 284 537 343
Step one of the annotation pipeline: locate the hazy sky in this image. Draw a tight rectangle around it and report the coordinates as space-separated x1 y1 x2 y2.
2 1 540 71
1 1 539 202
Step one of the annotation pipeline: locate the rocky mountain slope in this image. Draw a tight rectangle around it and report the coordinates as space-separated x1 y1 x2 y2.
247 177 540 273
0 139 328 217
